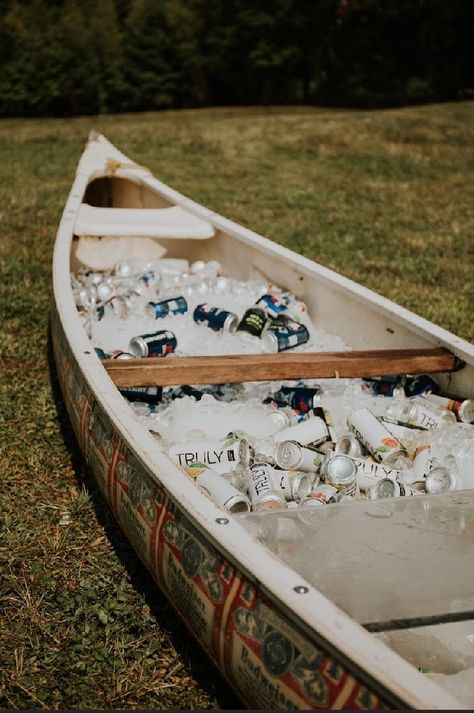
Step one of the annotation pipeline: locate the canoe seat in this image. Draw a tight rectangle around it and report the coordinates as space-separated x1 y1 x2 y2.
75 203 215 240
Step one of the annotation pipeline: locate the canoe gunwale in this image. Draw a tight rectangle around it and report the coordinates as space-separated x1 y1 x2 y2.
51 133 470 710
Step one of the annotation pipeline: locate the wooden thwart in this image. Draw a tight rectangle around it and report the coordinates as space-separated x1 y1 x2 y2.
103 347 461 388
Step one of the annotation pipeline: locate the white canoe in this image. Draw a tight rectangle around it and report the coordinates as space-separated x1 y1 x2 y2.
51 132 474 710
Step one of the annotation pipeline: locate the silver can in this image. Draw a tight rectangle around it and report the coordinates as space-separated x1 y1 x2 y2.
270 469 313 502
369 478 417 499
347 407 407 464
274 416 330 447
425 466 457 494
248 462 287 511
335 433 363 457
322 454 357 495
274 440 323 472
399 399 457 430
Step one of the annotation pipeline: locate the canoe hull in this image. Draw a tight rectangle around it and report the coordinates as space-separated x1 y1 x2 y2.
51 305 389 710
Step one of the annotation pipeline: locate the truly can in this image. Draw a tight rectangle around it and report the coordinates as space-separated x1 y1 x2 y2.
425 467 457 494
247 462 287 511
236 307 268 338
262 316 309 353
369 478 417 499
347 407 407 464
107 349 136 360
273 416 330 448
274 387 320 413
348 456 402 491
411 444 433 481
129 330 177 358
421 393 474 424
311 406 337 451
399 399 457 430
270 469 313 502
335 433 363 457
303 483 339 505
193 303 239 333
274 441 324 472
404 374 440 397
184 464 251 514
255 293 291 319
146 296 188 319
168 437 250 474
119 386 163 404
321 454 357 495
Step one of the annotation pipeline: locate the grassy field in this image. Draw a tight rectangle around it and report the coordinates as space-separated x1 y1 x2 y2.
1 103 473 709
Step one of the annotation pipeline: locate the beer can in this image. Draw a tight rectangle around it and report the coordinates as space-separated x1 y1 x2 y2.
335 433 363 457
425 467 457 494
168 437 250 474
274 440 323 472
107 349 136 360
275 386 320 413
248 462 287 511
262 316 309 353
303 483 339 505
404 374 440 397
265 407 291 430
236 307 268 338
347 407 407 464
421 393 474 424
411 444 433 481
363 377 405 397
270 469 313 502
146 296 188 319
399 400 457 430
193 303 239 333
369 478 417 499
274 416 330 447
348 456 402 491
321 454 357 495
129 330 177 358
256 293 291 319
119 386 163 405
189 466 251 514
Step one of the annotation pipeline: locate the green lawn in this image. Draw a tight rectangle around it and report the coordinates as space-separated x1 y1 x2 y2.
1 103 473 709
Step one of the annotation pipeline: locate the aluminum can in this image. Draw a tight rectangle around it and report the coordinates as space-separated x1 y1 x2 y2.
188 466 251 514
248 462 287 511
411 444 433 481
171 384 205 401
405 374 440 397
114 260 133 277
193 303 239 333
168 437 250 474
265 407 291 430
236 307 268 338
347 407 407 464
270 469 313 502
255 293 291 319
311 406 337 451
399 399 457 430
363 376 405 397
335 433 363 457
107 349 136 360
303 483 339 505
369 478 417 499
119 386 163 405
274 440 323 472
262 316 309 353
274 416 330 447
425 467 457 494
321 454 357 495
275 386 320 413
348 456 402 491
106 293 137 319
129 330 177 358
94 347 107 360
421 393 474 424
146 296 188 319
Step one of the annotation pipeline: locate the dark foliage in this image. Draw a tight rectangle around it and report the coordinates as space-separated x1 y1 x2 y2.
0 0 472 116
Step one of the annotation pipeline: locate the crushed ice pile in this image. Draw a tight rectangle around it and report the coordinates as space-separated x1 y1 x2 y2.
72 257 474 515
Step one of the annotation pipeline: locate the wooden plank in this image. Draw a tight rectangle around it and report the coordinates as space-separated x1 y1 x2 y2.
102 347 461 387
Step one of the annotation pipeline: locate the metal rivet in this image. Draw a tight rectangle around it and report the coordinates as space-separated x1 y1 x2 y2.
293 585 309 594
216 517 229 525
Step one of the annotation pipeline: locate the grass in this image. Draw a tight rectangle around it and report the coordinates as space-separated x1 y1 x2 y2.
0 103 473 709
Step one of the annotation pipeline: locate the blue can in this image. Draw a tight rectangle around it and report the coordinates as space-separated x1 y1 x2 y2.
262 317 309 352
119 386 163 404
129 330 177 358
193 304 239 333
275 386 320 413
405 374 440 397
146 296 188 319
94 347 107 360
363 376 404 397
256 293 290 319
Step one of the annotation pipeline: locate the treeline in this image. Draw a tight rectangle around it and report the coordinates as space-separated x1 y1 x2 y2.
0 0 472 117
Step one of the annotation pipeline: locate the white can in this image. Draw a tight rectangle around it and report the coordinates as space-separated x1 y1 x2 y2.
335 433 363 457
421 393 474 424
185 465 251 513
369 478 418 499
248 462 287 511
411 444 433 481
399 399 457 430
348 456 403 491
273 416 329 447
347 408 407 464
274 440 323 472
321 454 357 495
169 437 250 474
269 469 313 502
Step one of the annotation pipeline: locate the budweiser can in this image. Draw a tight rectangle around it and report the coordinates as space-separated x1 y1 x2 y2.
270 469 313 502
321 454 357 495
273 416 330 447
347 407 407 464
168 437 250 474
248 462 287 511
129 330 177 358
421 393 474 424
369 478 417 499
348 456 402 491
274 440 323 472
399 399 457 430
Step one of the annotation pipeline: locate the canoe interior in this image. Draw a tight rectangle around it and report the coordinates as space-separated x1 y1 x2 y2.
68 163 474 706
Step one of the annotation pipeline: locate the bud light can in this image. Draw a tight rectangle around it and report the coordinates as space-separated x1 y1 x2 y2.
129 330 177 358
262 316 309 353
275 386 320 413
146 296 188 319
193 304 239 333
255 293 291 319
404 374 440 397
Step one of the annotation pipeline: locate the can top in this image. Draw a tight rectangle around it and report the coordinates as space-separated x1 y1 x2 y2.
372 478 398 498
425 467 456 494
274 440 301 469
459 399 474 423
129 336 148 357
324 454 356 486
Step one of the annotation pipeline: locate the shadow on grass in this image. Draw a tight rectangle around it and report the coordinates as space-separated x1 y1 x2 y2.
47 326 242 710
